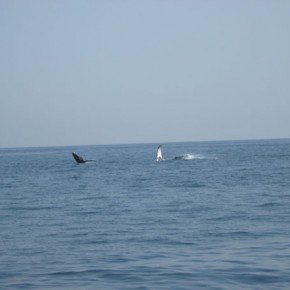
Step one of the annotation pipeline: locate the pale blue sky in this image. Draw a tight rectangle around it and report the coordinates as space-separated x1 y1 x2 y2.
1 0 289 147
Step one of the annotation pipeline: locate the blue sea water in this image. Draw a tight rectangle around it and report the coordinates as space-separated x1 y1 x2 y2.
0 139 290 289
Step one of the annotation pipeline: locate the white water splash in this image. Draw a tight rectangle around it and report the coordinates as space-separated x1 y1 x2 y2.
173 153 215 160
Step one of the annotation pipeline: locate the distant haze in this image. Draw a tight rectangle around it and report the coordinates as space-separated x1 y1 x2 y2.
1 0 289 148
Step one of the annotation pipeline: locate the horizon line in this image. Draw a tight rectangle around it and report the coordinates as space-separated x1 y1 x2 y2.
0 137 289 150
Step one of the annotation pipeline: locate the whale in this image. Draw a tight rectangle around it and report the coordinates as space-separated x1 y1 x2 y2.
156 145 163 161
72 152 95 163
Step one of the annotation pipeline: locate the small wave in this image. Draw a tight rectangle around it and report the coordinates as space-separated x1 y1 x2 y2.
259 202 281 208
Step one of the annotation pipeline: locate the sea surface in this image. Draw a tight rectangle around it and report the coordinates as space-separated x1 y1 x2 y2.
1 139 290 289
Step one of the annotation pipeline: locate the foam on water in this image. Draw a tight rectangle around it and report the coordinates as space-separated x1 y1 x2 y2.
173 153 215 160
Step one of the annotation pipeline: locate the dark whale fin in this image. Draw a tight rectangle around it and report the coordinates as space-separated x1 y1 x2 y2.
72 152 95 163
72 152 86 163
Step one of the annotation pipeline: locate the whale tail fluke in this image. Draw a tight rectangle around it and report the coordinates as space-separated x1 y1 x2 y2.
156 145 163 161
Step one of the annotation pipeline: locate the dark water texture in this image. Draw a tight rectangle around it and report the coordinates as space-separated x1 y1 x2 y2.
1 139 290 289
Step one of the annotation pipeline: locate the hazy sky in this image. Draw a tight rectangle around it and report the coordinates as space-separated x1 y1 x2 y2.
1 0 289 148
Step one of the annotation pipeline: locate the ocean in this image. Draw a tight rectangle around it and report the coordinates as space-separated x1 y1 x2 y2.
1 139 290 289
